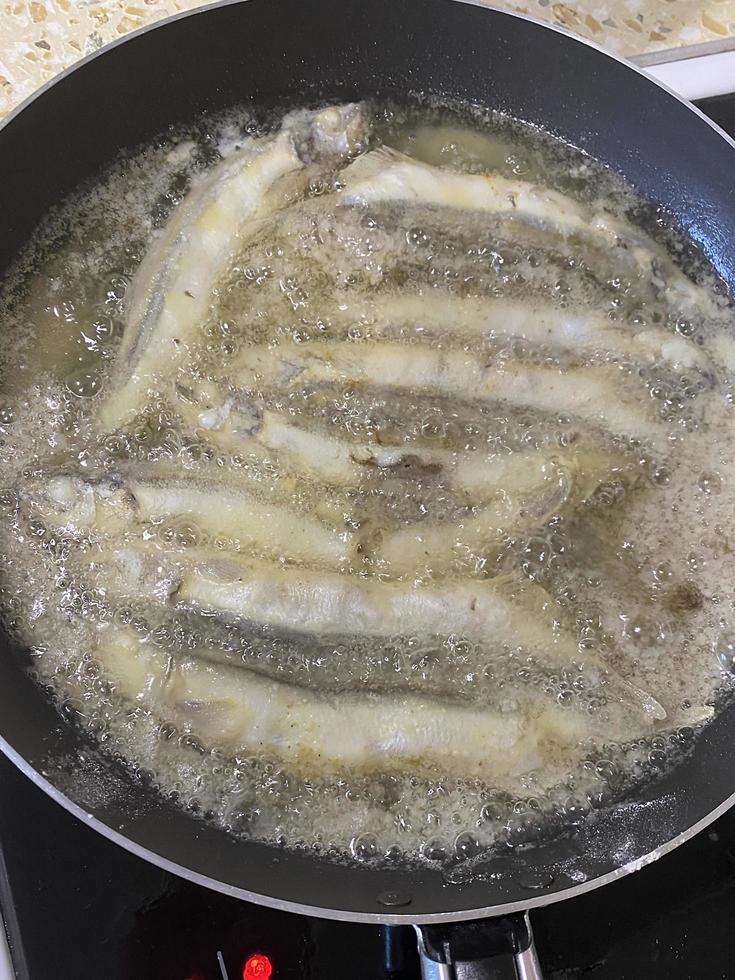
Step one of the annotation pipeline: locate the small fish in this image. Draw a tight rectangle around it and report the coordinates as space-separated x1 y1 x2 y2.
23 473 354 566
92 626 649 785
80 542 652 718
169 552 663 720
230 341 663 445
185 391 601 495
97 103 368 431
337 146 715 319
348 292 708 371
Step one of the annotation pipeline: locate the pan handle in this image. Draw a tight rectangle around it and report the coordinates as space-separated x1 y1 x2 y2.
414 912 542 980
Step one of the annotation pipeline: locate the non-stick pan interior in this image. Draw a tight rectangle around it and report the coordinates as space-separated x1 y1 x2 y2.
2 0 735 922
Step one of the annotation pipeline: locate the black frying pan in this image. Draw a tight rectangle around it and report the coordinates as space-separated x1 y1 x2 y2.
1 0 735 951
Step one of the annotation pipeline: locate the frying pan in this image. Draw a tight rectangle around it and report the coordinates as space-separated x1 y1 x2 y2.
1 0 735 973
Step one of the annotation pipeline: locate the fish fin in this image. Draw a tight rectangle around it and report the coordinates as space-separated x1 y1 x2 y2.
339 145 411 185
491 574 666 722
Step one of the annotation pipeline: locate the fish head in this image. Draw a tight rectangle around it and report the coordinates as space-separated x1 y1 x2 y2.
286 102 369 166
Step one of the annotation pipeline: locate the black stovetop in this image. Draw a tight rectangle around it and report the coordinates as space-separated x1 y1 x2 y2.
4 748 735 980
4 94 735 980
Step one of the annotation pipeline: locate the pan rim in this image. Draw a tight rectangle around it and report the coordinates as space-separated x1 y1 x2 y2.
3 728 735 925
2 0 735 925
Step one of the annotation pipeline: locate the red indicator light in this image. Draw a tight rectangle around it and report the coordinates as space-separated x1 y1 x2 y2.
243 953 273 980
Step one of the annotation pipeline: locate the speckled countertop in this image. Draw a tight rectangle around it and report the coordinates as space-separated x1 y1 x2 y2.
1 0 735 118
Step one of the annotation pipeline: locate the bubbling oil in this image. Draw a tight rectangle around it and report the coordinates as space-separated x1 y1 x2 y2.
0 99 734 869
